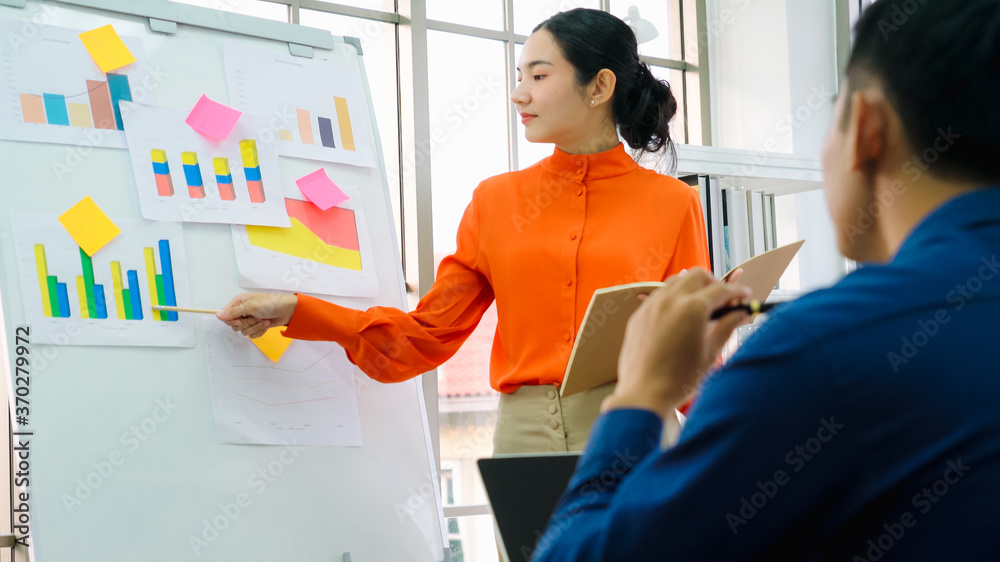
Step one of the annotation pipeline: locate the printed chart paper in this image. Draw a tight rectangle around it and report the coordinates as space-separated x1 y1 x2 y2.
11 213 195 347
204 318 363 447
231 190 380 298
0 18 152 148
121 102 290 227
224 41 375 168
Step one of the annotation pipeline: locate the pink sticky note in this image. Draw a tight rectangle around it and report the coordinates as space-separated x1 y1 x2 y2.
185 95 242 139
295 169 349 211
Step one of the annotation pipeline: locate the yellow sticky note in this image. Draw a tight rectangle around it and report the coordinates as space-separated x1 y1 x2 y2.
78 25 136 73
251 328 293 363
57 196 121 256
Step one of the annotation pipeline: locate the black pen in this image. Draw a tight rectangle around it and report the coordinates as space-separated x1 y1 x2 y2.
710 300 778 320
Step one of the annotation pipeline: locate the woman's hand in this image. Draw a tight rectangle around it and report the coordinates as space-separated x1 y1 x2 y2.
726 267 744 285
602 268 751 419
216 293 298 339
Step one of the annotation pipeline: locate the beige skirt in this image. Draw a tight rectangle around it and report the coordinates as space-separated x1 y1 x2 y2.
492 383 616 455
492 382 681 455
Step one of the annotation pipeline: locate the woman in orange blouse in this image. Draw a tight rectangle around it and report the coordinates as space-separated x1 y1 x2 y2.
219 8 711 454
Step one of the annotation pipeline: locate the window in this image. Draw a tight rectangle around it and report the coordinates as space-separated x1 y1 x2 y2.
512 0 601 35
426 31 509 255
427 0 505 31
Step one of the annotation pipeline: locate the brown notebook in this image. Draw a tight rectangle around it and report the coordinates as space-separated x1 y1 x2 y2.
559 240 805 398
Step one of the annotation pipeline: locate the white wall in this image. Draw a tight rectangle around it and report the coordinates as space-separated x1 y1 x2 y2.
708 0 793 153
708 0 845 291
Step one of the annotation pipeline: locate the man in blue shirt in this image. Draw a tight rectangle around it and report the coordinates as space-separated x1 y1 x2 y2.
532 0 1000 560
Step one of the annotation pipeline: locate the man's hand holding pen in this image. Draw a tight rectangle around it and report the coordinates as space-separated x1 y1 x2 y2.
602 268 752 420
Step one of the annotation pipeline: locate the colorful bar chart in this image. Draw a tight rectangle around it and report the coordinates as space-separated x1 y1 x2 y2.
239 140 266 204
181 152 206 199
32 240 178 322
149 143 271 204
151 149 175 197
105 241 177 322
12 212 194 347
214 157 236 201
286 101 356 151
18 73 133 131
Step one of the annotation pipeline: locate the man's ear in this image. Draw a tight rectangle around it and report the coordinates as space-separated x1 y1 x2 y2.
589 69 617 106
848 90 889 174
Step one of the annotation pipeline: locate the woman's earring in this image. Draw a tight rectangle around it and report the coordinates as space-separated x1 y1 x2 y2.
591 99 596 105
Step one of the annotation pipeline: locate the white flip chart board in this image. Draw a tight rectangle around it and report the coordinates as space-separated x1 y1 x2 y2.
0 1 448 560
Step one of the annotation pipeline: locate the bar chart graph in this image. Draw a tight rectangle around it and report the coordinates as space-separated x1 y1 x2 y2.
13 213 194 347
0 19 151 148
224 41 374 167
148 140 267 204
124 103 289 227
286 98 356 151
18 73 133 131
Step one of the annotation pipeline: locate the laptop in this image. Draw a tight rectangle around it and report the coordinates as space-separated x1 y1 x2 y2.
477 453 581 562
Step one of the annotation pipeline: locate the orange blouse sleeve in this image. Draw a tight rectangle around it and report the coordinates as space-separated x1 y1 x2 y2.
662 187 712 278
282 192 495 383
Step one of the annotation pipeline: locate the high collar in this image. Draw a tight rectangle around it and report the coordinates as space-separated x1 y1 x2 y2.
896 188 1000 260
539 143 639 181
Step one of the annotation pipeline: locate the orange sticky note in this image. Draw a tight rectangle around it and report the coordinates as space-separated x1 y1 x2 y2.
57 196 121 256
251 327 293 362
78 25 136 73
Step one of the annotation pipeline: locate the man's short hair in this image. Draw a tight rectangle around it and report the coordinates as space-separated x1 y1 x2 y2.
846 0 1000 185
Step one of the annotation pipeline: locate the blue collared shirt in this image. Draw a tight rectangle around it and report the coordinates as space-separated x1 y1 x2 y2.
532 188 1000 561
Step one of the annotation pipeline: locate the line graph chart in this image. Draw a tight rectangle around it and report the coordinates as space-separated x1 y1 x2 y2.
204 318 362 446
